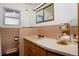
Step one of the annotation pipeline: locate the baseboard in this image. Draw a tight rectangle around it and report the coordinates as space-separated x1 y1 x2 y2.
6 48 18 54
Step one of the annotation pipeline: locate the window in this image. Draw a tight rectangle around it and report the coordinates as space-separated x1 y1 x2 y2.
36 10 44 23
36 4 54 23
4 8 20 25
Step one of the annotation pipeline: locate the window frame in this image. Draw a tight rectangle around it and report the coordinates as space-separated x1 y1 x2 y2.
3 7 20 26
36 3 54 23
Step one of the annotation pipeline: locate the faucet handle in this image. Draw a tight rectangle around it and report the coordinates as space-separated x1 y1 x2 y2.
38 35 44 38
56 34 61 40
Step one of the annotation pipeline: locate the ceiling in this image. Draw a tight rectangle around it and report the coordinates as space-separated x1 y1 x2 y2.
25 3 40 11
25 3 40 8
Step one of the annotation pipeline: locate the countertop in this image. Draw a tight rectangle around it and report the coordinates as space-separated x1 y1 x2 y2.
23 36 78 56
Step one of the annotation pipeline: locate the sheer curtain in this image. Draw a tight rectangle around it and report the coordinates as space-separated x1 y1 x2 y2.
4 8 20 26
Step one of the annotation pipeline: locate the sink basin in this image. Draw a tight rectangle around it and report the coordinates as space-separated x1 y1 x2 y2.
56 40 70 45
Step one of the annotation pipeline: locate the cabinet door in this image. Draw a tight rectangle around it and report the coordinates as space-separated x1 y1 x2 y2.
46 51 62 56
27 43 45 56
24 39 46 56
24 42 36 56
28 46 37 56
24 42 29 56
24 40 37 56
35 45 46 56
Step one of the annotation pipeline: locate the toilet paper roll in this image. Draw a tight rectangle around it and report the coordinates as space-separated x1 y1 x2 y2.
14 37 18 41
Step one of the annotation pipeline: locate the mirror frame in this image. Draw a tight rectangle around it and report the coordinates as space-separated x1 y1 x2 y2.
36 4 54 23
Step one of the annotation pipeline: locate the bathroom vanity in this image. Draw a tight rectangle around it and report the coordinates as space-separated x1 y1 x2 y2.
24 38 62 56
24 36 78 56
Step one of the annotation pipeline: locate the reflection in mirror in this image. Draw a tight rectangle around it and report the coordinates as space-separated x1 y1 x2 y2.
36 10 44 23
59 23 70 35
70 19 78 44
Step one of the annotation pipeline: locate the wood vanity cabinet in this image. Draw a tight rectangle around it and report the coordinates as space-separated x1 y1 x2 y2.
24 42 30 56
24 39 62 56
35 45 46 56
24 39 37 56
46 51 62 56
24 39 46 56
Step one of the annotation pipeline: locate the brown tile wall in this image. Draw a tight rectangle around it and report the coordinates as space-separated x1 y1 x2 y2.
1 25 63 55
19 27 37 55
37 25 62 38
1 28 19 54
0 27 1 33
20 27 37 37
71 26 78 35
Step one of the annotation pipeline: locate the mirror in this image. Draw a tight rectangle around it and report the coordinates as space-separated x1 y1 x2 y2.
70 19 78 43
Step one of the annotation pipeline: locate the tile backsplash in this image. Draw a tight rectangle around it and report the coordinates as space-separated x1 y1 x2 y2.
20 25 62 38
37 25 62 38
20 27 38 36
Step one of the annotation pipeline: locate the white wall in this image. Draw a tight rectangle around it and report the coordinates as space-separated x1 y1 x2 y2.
27 3 77 26
70 18 77 26
0 4 3 27
0 3 77 27
23 4 36 27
